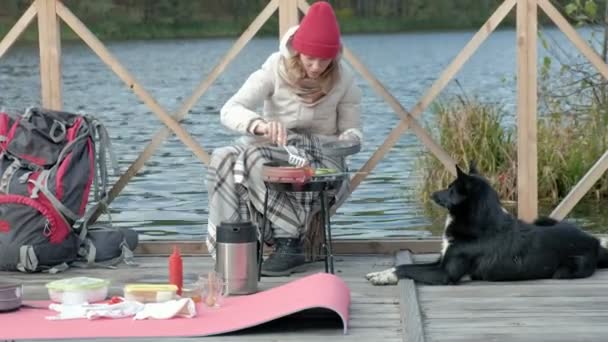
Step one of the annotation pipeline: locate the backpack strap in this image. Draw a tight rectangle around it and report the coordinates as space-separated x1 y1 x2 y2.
28 170 80 222
47 262 70 274
70 115 130 269
77 198 109 243
26 114 116 223
100 239 136 267
15 245 71 274
21 106 34 121
74 199 138 269
16 245 39 273
0 158 21 193
49 119 67 143
85 116 119 201
73 237 136 269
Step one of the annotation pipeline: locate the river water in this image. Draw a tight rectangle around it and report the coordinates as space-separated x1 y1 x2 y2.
1 27 605 240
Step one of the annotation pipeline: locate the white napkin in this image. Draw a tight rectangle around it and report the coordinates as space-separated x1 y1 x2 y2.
134 298 196 320
46 300 144 320
46 298 196 321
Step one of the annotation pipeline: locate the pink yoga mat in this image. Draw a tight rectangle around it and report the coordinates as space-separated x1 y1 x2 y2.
0 273 350 340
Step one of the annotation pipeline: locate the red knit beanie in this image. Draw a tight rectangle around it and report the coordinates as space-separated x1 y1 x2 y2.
292 1 341 59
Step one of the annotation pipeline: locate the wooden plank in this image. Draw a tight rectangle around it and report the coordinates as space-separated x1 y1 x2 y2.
526 0 539 219
133 239 443 256
136 234 608 258
297 0 452 189
426 325 608 334
342 45 456 177
396 251 425 342
0 3 37 60
461 277 608 285
37 0 62 110
92 0 279 224
420 297 608 314
551 150 608 219
420 295 608 306
538 0 608 81
55 1 210 165
419 282 608 298
279 0 299 39
426 331 606 342
411 253 441 263
416 260 608 341
425 316 608 329
415 250 608 341
425 310 608 320
516 0 538 221
300 0 516 194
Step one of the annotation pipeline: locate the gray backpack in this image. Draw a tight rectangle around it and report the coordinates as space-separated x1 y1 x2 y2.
0 107 137 272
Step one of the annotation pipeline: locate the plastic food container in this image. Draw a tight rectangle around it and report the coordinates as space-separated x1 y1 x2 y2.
46 277 109 305
0 282 22 312
123 284 178 303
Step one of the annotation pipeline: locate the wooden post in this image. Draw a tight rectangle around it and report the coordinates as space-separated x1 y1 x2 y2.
299 0 516 194
0 3 37 60
87 0 279 223
516 0 538 221
56 2 209 165
37 0 62 110
551 151 608 220
539 0 608 81
279 0 299 39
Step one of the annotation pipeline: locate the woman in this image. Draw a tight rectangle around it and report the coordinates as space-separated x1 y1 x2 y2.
206 1 362 276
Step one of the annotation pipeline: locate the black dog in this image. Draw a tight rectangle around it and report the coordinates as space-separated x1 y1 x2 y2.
366 164 608 285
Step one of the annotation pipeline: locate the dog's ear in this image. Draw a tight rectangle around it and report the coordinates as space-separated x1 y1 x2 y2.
469 160 479 175
456 165 467 179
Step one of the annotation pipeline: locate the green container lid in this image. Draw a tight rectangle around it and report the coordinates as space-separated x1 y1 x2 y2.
46 277 110 291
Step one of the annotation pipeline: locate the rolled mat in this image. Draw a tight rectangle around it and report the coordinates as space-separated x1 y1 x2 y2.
0 273 350 340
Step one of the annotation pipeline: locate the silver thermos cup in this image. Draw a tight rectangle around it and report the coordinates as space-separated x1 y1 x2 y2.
215 221 258 295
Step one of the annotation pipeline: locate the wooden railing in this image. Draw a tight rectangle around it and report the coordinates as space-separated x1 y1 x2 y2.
1 0 607 227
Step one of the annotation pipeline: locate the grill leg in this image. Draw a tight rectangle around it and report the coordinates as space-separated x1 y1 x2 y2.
258 188 269 281
320 190 329 273
325 191 334 274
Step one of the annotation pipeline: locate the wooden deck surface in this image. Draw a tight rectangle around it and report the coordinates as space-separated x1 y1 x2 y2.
2 254 404 342
4 252 608 341
412 253 608 342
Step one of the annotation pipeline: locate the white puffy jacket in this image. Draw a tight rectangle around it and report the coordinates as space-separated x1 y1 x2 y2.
220 26 363 143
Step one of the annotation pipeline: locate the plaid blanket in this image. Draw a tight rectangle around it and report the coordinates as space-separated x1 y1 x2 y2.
206 133 347 258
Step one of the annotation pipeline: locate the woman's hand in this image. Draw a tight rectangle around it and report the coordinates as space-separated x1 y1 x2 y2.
338 131 360 143
255 121 287 145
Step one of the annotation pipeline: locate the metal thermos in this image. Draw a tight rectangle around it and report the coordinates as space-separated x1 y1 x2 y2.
215 221 258 295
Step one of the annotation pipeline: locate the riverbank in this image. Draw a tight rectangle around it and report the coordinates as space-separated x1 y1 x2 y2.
1 18 504 42
0 7 538 43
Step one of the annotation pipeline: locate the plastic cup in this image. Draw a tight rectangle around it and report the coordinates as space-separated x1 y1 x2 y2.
198 271 226 308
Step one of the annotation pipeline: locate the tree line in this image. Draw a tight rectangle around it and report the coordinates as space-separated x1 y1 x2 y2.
0 0 581 40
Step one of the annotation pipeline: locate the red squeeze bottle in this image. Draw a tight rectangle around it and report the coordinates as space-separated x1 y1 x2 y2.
169 246 183 295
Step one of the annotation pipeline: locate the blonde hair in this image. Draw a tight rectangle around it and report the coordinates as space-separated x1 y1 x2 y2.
283 54 339 94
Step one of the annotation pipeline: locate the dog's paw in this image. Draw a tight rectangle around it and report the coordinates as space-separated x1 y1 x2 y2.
365 268 398 286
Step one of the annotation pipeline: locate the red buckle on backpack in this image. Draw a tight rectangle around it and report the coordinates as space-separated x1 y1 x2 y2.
0 220 9 233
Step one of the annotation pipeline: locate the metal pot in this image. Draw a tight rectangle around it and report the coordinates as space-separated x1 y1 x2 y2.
0 281 23 312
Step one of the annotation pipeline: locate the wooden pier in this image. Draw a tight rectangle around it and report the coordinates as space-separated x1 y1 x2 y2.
5 250 608 341
3 1 608 340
